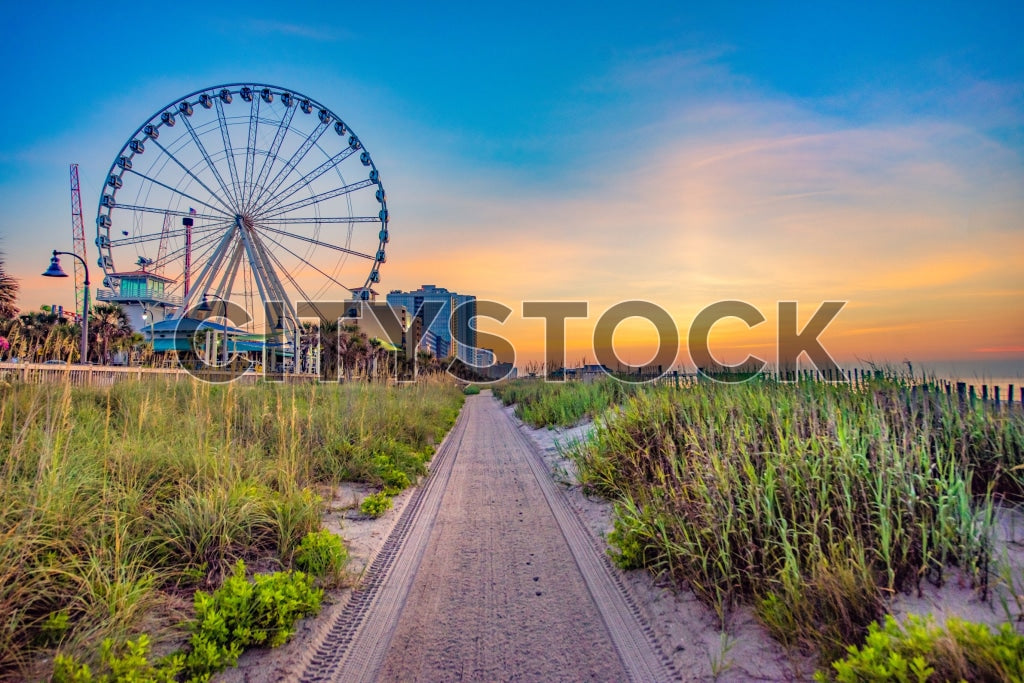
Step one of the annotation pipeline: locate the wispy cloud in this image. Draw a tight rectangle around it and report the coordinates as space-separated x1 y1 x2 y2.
246 19 350 43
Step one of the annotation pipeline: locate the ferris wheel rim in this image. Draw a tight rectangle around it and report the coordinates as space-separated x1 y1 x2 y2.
94 82 389 315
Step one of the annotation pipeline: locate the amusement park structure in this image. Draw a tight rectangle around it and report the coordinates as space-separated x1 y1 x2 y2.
92 83 389 372
68 163 88 315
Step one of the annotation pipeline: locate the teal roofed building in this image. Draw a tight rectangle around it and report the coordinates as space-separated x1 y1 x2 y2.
96 269 181 333
147 317 250 353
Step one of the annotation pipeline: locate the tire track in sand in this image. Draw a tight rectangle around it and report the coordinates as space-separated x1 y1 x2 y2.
301 391 676 682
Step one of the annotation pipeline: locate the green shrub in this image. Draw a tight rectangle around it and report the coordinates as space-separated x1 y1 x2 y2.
360 492 393 518
463 384 481 395
52 635 183 683
38 609 71 646
818 614 1024 682
606 502 650 570
294 530 348 580
182 560 322 679
381 467 411 490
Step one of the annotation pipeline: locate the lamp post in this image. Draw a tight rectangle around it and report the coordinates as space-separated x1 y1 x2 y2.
42 250 89 364
141 304 157 365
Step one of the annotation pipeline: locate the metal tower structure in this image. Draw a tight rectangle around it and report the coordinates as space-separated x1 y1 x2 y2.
69 164 88 314
155 211 173 274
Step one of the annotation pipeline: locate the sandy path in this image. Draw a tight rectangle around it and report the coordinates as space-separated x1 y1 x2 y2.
374 392 632 681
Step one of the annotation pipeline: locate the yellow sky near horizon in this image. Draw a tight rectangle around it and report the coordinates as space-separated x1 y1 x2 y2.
369 118 1024 368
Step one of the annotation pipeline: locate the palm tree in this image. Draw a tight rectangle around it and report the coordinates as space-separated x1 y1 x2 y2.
0 248 19 320
89 303 133 364
318 320 341 379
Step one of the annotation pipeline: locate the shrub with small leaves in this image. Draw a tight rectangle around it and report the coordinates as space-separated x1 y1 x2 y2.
463 385 481 395
38 609 70 646
182 560 322 680
294 530 348 580
606 503 650 570
818 614 1024 682
360 492 393 518
52 634 183 683
381 468 410 490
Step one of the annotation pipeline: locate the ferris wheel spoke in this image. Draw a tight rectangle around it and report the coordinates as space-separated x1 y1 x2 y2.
254 233 321 305
241 95 261 212
241 227 296 320
258 229 356 294
214 242 245 301
254 146 357 215
214 97 244 207
182 224 241 311
249 119 329 212
154 229 227 281
189 233 239 303
179 112 240 210
150 235 223 278
255 223 376 260
259 179 375 220
108 221 231 248
251 103 296 210
147 137 237 214
257 215 380 224
112 203 228 221
122 168 234 218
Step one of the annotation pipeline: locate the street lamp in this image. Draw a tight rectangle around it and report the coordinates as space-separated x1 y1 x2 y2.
42 250 89 364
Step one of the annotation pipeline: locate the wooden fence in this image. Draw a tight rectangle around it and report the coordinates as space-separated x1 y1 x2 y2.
0 363 320 386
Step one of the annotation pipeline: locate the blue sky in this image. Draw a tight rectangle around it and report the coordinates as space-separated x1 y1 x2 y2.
1 1 1022 370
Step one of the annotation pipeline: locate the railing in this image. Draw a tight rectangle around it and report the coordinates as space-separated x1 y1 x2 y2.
95 288 184 306
0 363 319 386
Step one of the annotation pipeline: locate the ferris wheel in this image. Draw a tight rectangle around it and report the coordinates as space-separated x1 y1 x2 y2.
94 82 389 334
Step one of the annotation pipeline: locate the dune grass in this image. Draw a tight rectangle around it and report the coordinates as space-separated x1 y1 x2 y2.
493 377 639 427
502 376 1024 663
0 377 462 678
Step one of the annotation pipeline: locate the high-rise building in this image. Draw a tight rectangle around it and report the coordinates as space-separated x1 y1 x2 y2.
386 285 478 363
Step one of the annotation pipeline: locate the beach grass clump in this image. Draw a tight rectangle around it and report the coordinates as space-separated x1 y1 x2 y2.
0 377 462 678
494 377 639 427
294 530 348 583
570 378 1024 659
